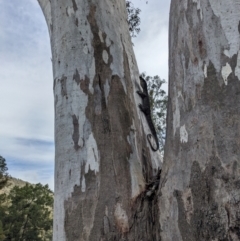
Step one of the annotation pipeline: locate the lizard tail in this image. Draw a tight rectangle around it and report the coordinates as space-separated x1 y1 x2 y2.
147 134 159 151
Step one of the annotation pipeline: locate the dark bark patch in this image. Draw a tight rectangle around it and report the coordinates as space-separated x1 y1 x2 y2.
238 21 240 33
190 159 228 240
59 75 68 98
184 45 190 69
80 77 90 94
220 53 238 78
198 39 203 49
72 115 80 151
202 60 240 161
229 53 237 73
75 18 78 27
93 76 103 116
174 190 195 241
175 156 240 240
202 61 223 106
72 0 78 12
185 2 208 60
198 36 206 58
64 167 98 241
176 159 220 240
96 76 111 128
193 57 198 65
73 68 80 85
87 4 113 69
83 4 133 240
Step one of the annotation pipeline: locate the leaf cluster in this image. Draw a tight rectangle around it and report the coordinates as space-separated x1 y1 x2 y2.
0 156 9 190
126 1 141 37
0 156 9 240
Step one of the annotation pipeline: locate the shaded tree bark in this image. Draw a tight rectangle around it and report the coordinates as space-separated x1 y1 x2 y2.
160 0 240 240
38 0 161 240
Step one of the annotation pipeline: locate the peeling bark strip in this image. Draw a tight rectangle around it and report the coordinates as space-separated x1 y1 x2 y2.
72 0 78 12
59 75 67 98
35 0 162 240
72 115 80 150
160 0 240 240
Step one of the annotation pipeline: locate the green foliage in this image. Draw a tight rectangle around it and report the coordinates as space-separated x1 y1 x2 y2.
126 1 141 37
0 221 5 241
141 73 168 154
0 157 53 240
0 192 7 219
0 156 9 190
2 183 53 241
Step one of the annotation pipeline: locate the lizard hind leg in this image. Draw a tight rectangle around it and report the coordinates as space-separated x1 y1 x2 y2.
138 104 144 112
136 90 147 98
138 104 149 114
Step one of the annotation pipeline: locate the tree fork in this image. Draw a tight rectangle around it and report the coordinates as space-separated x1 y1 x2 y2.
37 0 161 240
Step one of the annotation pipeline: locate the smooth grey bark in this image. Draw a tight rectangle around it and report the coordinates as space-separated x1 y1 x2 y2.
38 0 162 240
160 0 240 240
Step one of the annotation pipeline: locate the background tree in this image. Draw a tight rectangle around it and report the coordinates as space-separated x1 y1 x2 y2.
3 183 53 241
0 156 9 241
0 156 9 190
126 1 141 38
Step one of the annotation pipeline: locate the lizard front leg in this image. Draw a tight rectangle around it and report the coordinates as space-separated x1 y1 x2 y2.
136 90 147 98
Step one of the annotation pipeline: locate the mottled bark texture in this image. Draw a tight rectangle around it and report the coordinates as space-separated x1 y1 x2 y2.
160 0 240 240
38 0 161 240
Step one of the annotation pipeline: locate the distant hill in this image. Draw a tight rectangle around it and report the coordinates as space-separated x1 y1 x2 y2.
0 177 30 196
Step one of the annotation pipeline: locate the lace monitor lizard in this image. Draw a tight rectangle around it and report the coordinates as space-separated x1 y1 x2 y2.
137 76 159 151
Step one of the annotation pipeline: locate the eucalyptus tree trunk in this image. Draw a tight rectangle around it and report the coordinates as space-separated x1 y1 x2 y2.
160 0 240 240
37 0 161 240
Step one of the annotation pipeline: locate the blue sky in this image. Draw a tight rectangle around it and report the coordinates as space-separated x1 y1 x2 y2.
0 0 170 190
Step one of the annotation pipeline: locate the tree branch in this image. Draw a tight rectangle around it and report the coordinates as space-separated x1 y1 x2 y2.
37 0 52 36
